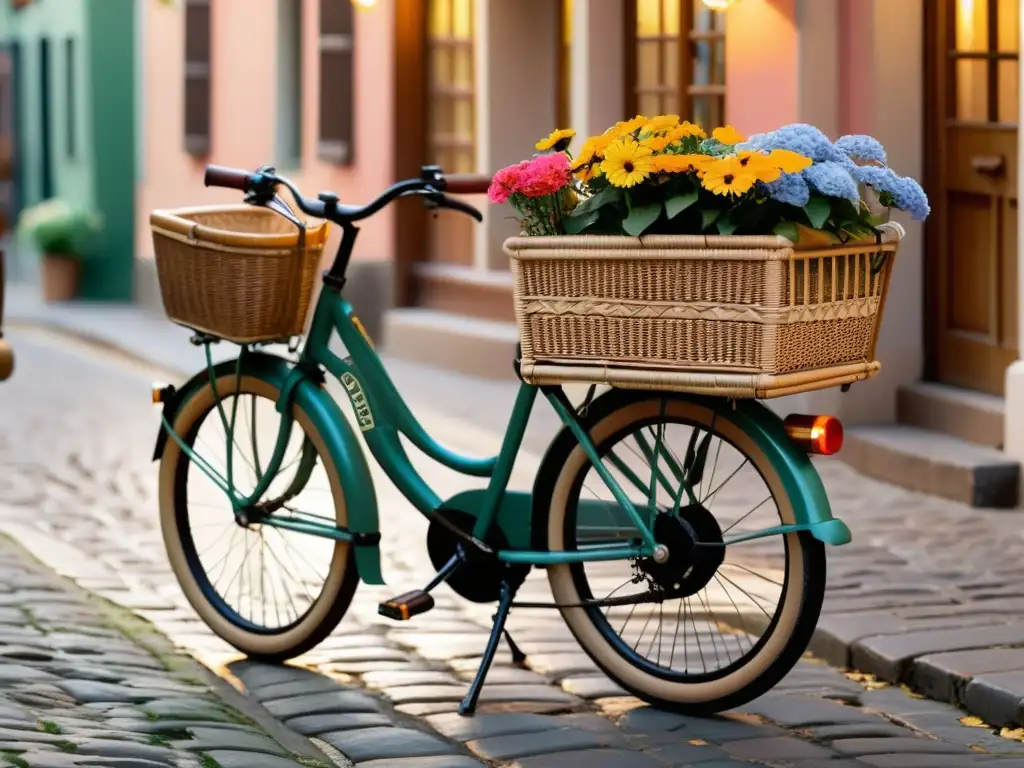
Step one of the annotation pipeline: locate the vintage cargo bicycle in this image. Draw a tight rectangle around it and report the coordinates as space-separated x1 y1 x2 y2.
149 162 900 717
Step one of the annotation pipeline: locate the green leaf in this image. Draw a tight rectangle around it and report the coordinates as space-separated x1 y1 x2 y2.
804 196 831 230
622 201 663 236
700 208 721 231
575 186 621 216
773 221 799 242
716 213 739 236
665 192 699 220
563 209 599 235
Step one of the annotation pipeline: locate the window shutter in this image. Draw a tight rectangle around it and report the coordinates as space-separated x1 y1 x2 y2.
184 0 211 156
318 0 355 165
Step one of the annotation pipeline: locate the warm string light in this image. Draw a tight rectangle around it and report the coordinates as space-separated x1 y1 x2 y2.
351 0 377 9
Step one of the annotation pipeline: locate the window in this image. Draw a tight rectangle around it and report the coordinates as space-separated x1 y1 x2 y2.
626 0 726 128
952 0 1019 124
556 0 573 129
318 0 355 165
39 37 53 200
184 0 211 156
277 0 303 167
427 0 475 173
64 37 76 159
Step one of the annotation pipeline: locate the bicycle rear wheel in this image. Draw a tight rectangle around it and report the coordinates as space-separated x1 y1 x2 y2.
535 389 826 714
158 371 359 662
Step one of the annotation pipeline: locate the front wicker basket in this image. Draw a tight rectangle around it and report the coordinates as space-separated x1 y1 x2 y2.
505 226 902 399
150 206 328 344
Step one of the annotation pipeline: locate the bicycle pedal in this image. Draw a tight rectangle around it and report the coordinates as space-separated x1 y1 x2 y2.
378 590 435 621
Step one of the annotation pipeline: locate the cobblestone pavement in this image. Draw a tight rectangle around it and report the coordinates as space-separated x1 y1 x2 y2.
1 327 1024 767
0 530 333 768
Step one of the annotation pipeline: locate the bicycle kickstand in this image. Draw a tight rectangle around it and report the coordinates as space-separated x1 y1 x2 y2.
459 579 517 716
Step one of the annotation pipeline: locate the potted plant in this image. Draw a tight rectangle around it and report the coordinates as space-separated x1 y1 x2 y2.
491 119 930 397
15 199 103 302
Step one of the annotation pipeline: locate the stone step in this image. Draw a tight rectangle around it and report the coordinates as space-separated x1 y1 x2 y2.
896 380 1005 449
412 263 516 324
841 425 1020 509
381 307 520 380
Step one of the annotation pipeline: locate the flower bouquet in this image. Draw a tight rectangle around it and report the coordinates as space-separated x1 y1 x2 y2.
495 117 929 398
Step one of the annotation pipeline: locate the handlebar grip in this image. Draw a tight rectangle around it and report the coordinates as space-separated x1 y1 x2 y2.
444 174 493 195
204 165 253 191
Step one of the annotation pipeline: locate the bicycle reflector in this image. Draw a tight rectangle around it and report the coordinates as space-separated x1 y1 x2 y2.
783 414 844 456
152 382 173 405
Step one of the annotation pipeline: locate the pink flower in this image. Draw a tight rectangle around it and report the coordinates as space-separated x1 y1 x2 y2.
516 153 571 198
488 164 521 204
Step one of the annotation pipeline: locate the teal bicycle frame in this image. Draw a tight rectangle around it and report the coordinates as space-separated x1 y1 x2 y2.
286 287 658 565
159 278 851 577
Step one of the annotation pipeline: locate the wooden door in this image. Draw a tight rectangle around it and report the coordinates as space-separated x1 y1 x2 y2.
926 0 1019 395
422 0 477 268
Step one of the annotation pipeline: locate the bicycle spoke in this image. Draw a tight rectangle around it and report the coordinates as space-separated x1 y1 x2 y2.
721 495 773 536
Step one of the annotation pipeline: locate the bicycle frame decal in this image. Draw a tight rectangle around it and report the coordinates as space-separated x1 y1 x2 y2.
340 371 375 431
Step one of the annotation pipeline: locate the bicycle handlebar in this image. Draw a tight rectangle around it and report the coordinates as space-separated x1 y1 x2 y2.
204 165 255 191
202 164 486 225
444 174 492 195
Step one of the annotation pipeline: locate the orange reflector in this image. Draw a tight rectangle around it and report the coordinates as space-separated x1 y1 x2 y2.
783 414 844 456
152 382 169 404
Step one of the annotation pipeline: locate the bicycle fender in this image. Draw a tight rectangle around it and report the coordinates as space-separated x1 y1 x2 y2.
723 398 851 546
151 353 385 585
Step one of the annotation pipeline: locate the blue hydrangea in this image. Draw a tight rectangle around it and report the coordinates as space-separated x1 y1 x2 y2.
804 162 861 202
740 123 852 167
763 173 811 207
835 134 888 166
855 165 931 221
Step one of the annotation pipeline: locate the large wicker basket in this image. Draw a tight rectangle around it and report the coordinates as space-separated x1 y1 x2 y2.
150 206 328 344
505 225 902 399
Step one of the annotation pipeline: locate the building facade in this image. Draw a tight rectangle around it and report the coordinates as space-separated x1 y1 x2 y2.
0 0 136 300
137 0 1024 505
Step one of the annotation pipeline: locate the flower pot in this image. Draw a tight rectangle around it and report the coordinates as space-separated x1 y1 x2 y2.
41 253 81 303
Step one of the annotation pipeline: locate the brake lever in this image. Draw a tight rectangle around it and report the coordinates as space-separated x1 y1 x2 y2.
424 192 483 222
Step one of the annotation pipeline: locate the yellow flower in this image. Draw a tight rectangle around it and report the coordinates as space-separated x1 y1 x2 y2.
606 115 649 139
672 122 707 140
643 114 680 134
641 135 674 152
572 155 600 182
600 137 655 188
581 133 614 158
571 135 612 181
701 156 757 197
712 125 746 145
653 154 713 174
768 148 813 173
737 151 782 183
536 128 576 152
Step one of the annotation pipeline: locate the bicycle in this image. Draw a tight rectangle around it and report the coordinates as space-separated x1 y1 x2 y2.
150 163 853 717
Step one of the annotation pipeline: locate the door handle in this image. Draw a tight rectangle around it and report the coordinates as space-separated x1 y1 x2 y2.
971 154 1006 178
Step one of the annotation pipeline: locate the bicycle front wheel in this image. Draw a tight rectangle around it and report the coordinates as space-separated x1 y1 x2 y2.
158 371 359 662
536 390 826 714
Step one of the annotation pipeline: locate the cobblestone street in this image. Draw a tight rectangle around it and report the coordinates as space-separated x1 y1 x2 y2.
1 325 1024 768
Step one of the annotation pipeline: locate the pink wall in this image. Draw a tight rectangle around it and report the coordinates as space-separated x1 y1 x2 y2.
136 0 396 265
724 0 799 137
838 0 875 136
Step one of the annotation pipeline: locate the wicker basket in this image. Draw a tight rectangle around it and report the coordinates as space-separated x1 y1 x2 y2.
150 205 329 344
505 225 902 399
